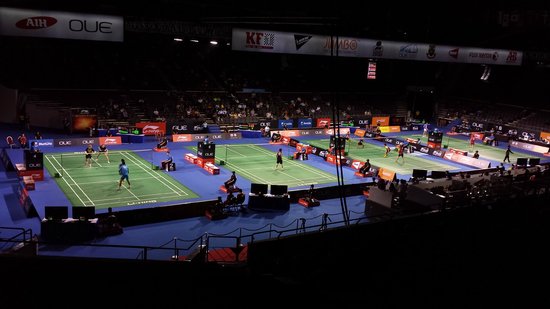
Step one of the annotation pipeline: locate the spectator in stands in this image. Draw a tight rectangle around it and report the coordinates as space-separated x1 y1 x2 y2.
99 207 123 236
157 136 168 149
34 131 42 140
224 192 236 207
17 133 27 149
6 136 15 149
30 141 40 153
204 135 209 144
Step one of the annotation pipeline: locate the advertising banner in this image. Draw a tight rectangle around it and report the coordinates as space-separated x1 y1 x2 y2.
540 131 550 143
298 118 313 128
510 140 550 154
377 167 396 182
355 118 370 127
372 116 390 127
232 28 522 66
172 132 242 142
354 129 366 137
277 119 294 129
54 137 98 147
0 7 123 42
316 118 331 128
99 136 122 145
29 139 54 148
324 127 350 136
136 122 167 136
444 152 491 169
379 126 401 133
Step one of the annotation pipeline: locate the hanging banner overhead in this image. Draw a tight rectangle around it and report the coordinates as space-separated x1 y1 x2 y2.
232 28 522 66
0 7 123 42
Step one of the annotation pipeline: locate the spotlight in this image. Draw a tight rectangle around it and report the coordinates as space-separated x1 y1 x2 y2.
190 39 199 43
173 38 183 42
480 65 491 81
209 40 218 45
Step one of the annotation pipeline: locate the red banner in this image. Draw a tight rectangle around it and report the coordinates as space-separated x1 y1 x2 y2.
136 122 166 136
99 136 121 145
316 118 331 128
172 134 192 142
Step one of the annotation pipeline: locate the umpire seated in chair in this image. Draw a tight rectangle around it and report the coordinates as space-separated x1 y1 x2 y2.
157 137 168 149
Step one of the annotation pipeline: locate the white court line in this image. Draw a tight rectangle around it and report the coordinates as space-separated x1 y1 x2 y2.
120 152 186 196
251 144 337 180
119 184 139 199
45 155 90 206
123 151 188 195
50 155 95 206
91 192 183 203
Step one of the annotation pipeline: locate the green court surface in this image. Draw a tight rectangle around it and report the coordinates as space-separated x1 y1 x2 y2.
44 150 198 209
301 138 458 174
402 134 533 163
189 144 338 187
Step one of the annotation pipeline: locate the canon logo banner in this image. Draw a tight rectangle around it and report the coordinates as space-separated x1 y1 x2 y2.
0 7 123 41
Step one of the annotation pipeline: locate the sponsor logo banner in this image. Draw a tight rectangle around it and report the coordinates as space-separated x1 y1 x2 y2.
316 118 331 128
324 128 350 136
172 132 242 143
99 136 121 145
510 140 550 154
298 118 313 128
445 153 491 169
278 119 294 129
0 7 123 42
377 167 396 182
372 116 390 126
54 138 99 147
136 122 166 136
379 126 401 133
540 131 550 143
232 28 522 66
29 139 53 147
354 129 366 137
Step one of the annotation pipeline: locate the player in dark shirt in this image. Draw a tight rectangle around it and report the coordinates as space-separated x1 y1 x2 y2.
84 144 95 167
275 148 284 170
224 171 237 190
96 144 110 163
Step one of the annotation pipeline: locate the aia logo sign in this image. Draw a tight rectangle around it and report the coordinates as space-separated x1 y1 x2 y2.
16 16 57 29
245 32 275 49
506 51 518 63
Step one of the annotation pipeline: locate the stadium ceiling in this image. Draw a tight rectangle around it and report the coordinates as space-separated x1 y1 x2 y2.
1 1 549 49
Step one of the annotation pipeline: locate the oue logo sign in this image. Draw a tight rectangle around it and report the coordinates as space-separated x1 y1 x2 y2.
69 19 112 33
